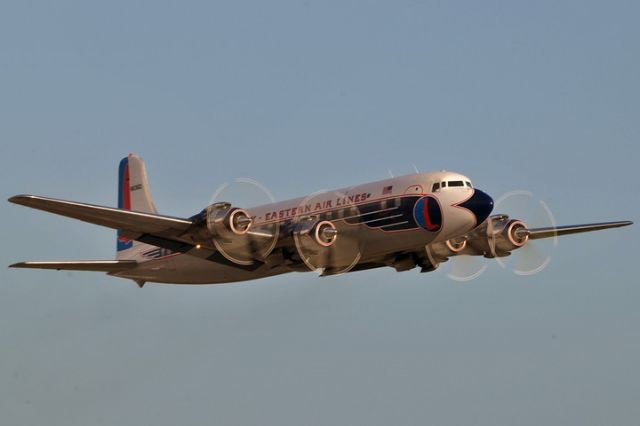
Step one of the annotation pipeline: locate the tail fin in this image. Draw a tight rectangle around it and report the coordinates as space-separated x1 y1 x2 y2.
117 154 158 260
118 154 157 214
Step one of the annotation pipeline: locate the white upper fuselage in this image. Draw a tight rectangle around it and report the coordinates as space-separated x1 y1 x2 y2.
250 171 478 240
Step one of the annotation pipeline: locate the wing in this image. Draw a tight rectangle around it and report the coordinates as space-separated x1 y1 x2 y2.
10 260 138 272
527 221 633 240
8 194 274 271
9 194 193 236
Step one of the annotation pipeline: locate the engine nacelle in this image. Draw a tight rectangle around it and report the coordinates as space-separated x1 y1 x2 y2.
206 203 253 239
422 237 468 271
493 219 529 254
429 237 467 261
293 219 338 247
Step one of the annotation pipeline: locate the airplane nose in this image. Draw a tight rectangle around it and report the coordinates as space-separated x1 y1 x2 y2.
459 189 494 225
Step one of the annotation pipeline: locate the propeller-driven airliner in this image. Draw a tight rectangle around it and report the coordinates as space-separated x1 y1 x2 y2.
9 154 632 286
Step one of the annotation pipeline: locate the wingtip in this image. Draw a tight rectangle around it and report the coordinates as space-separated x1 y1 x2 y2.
9 262 25 268
8 194 34 205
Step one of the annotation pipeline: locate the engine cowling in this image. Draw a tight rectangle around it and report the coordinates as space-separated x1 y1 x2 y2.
422 237 468 271
429 237 467 260
292 219 338 246
291 218 361 273
206 203 253 239
198 202 278 265
493 219 529 254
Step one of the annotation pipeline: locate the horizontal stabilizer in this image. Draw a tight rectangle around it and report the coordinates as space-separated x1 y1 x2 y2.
528 220 633 240
10 260 138 272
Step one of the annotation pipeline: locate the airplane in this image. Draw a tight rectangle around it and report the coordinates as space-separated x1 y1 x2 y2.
8 154 633 287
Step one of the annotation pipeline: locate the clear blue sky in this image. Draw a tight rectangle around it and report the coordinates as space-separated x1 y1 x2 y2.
1 1 638 425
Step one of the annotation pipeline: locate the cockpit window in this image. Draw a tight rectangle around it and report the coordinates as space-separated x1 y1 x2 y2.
465 181 472 188
441 181 447 188
448 180 464 187
432 182 440 192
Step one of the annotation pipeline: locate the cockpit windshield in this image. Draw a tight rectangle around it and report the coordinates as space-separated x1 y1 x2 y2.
432 180 473 192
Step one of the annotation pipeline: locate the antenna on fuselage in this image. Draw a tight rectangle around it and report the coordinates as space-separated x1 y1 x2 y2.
411 164 420 174
387 169 394 178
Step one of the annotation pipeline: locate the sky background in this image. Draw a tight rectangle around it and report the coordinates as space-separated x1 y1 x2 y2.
1 1 639 425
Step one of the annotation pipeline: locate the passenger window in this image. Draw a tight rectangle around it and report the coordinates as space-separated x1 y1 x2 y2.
432 182 440 192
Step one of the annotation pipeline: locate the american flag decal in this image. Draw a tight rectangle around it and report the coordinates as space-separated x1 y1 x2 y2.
382 185 393 195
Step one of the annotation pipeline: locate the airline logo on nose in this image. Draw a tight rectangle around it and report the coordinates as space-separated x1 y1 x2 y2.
414 196 442 232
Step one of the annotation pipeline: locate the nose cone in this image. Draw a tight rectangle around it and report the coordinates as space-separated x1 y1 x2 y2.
459 189 494 225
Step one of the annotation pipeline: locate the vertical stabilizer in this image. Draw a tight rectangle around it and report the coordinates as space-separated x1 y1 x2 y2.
118 154 157 214
117 154 158 260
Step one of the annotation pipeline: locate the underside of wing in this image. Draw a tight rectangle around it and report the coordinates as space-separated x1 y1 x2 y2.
10 260 138 272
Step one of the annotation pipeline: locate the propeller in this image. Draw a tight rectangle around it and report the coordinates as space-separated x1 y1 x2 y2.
292 190 362 275
493 190 558 276
208 178 280 265
433 236 487 282
446 254 488 282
